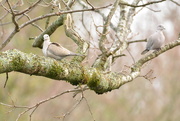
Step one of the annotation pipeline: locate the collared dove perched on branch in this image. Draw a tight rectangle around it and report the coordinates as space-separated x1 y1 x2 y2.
141 25 165 55
42 34 82 60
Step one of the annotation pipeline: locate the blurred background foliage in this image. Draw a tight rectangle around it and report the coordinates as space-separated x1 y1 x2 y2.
0 0 180 121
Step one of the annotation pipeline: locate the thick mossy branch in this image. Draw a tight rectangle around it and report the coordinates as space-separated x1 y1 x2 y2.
0 39 179 94
0 49 136 94
0 49 84 85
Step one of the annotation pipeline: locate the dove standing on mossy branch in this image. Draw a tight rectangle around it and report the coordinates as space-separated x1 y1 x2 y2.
42 34 82 60
141 25 165 55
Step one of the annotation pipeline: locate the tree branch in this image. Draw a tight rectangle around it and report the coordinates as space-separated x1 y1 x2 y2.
128 39 147 44
15 0 42 16
119 0 166 7
170 0 180 6
99 0 120 53
0 38 179 94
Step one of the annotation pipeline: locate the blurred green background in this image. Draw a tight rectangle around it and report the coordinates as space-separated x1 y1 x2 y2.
0 0 180 121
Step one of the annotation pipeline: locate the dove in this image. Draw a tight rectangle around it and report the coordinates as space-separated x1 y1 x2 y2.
141 25 165 55
42 34 82 60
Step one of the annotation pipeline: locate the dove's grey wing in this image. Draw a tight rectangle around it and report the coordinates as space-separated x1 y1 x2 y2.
146 35 155 50
146 31 162 50
47 43 72 57
141 33 157 55
151 32 165 50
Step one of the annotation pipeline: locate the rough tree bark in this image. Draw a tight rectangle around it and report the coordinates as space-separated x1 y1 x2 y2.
0 38 179 94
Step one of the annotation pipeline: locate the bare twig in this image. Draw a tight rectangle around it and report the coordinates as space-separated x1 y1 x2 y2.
15 0 42 16
128 39 147 44
6 0 19 31
84 96 95 121
0 0 23 51
145 7 161 12
77 0 117 32
139 69 156 83
62 0 71 10
0 20 5 40
119 0 166 7
126 48 135 64
45 7 54 29
14 87 89 121
0 1 11 13
86 0 95 9
0 1 39 26
170 0 180 6
23 13 44 32
81 7 92 40
0 29 17 50
57 94 83 120
55 86 95 121
113 54 126 59
0 10 9 20
29 106 38 121
4 72 8 88
132 7 144 16
0 102 29 108
99 0 120 53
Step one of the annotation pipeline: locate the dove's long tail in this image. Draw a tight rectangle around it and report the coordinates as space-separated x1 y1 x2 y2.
69 53 84 56
141 49 149 55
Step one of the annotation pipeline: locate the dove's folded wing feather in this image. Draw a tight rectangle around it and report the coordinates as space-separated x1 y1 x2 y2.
47 43 72 57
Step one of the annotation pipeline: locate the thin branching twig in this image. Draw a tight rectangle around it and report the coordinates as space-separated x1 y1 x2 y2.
3 72 8 88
